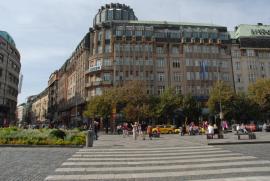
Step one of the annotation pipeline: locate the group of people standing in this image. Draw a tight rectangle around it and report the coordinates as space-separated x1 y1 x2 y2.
120 122 156 140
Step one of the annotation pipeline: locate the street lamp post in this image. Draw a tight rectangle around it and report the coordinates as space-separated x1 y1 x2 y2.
217 62 224 139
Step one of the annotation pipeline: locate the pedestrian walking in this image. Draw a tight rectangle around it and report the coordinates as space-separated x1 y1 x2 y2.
141 122 147 140
94 121 99 140
147 125 153 140
132 122 138 140
122 122 129 137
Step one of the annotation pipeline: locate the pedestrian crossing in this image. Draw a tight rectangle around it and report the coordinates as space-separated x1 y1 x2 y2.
45 145 270 181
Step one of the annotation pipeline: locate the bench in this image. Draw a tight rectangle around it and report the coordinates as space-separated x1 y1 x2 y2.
235 131 256 140
206 133 224 139
206 133 214 139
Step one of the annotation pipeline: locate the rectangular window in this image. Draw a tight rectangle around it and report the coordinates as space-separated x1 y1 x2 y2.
173 73 181 82
98 31 103 41
103 59 111 66
172 59 180 68
103 73 111 81
247 49 255 57
105 30 111 40
158 73 165 81
115 10 121 20
105 45 111 53
175 86 181 94
171 47 179 54
135 31 142 37
157 58 165 68
236 62 240 70
125 30 132 37
101 11 106 22
145 31 152 37
158 86 165 95
237 74 241 83
261 62 264 71
116 30 122 36
107 9 113 20
96 88 102 96
156 47 164 54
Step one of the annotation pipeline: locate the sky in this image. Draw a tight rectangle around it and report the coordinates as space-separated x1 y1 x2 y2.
0 0 269 104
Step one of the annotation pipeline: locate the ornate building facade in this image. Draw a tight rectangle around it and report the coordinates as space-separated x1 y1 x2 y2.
85 3 233 102
230 23 270 93
0 31 21 126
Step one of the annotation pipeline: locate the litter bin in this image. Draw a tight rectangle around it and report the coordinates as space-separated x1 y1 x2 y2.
86 130 94 147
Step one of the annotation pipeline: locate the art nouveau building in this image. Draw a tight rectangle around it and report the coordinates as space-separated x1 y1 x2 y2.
85 3 233 102
230 23 270 93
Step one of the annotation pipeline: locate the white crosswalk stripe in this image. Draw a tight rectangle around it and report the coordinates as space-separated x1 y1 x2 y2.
45 145 270 181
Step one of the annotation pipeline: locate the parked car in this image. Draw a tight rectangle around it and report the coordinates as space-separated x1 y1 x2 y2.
152 125 175 134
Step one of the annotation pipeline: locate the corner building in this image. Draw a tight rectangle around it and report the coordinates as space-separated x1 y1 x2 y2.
86 3 233 101
0 31 21 126
230 24 270 93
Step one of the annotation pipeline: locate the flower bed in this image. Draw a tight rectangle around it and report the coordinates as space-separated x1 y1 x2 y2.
0 127 86 145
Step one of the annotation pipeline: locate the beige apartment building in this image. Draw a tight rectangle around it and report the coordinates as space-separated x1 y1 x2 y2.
31 88 48 124
85 3 233 103
231 23 270 93
56 33 90 127
41 3 234 126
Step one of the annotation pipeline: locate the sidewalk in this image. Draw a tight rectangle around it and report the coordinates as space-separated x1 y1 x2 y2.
175 132 270 145
92 132 270 148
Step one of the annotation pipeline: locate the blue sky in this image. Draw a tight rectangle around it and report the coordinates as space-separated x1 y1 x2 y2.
0 0 269 104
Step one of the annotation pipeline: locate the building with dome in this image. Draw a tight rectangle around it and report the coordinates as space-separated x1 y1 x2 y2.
51 3 233 127
0 31 21 126
85 3 233 100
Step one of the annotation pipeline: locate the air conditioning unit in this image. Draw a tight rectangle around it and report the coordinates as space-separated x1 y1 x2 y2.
200 38 204 44
217 39 221 44
181 38 186 43
208 39 213 44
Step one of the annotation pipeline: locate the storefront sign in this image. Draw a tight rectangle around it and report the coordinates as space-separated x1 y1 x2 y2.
251 29 270 36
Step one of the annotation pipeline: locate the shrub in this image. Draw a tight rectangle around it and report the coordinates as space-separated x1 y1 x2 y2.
49 129 66 140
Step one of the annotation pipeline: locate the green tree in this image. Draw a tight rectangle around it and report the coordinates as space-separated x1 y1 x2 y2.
121 81 150 122
207 81 235 118
248 79 270 119
182 94 201 124
155 88 183 124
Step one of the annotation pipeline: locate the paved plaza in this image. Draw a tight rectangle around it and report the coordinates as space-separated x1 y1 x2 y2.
1 133 270 181
45 133 270 181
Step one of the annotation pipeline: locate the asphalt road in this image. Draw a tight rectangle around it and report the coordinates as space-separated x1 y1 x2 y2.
0 147 78 181
217 144 270 161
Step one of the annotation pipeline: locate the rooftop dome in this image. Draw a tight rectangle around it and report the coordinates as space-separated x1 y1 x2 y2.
0 31 16 47
93 3 138 26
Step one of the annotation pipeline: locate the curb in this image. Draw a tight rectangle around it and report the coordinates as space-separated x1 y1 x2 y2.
0 144 84 148
208 141 270 145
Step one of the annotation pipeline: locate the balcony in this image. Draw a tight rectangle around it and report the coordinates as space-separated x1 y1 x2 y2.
85 80 113 88
85 65 102 74
85 65 113 75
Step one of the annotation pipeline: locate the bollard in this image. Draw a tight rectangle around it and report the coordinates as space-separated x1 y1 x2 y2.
86 130 94 147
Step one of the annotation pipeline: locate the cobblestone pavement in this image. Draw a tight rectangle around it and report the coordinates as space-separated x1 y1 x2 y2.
0 147 78 181
45 134 270 181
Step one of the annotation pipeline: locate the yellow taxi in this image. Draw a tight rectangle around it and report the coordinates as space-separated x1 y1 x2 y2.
152 125 176 134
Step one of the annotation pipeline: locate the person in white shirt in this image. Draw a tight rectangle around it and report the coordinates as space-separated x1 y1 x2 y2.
208 124 214 134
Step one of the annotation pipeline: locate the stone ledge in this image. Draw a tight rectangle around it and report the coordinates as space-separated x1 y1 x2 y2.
0 144 84 148
208 141 270 145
